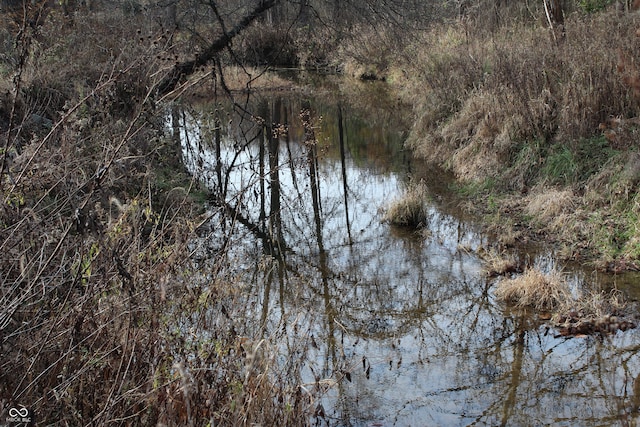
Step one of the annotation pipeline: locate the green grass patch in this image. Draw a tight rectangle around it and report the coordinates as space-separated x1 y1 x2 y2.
452 177 497 198
575 136 620 180
541 136 619 186
542 145 578 186
577 0 614 13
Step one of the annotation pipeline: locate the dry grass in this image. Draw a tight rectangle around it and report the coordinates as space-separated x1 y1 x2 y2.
216 66 298 92
0 6 320 425
552 289 636 335
403 12 640 185
383 182 428 228
478 247 521 277
398 10 640 267
525 188 576 220
338 24 405 81
558 289 627 321
495 267 571 311
496 268 636 336
524 187 579 234
441 90 521 182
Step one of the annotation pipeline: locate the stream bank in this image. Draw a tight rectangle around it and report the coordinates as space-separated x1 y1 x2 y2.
356 11 640 274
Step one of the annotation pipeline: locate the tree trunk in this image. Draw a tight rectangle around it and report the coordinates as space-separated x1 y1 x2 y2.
548 0 564 26
544 0 565 41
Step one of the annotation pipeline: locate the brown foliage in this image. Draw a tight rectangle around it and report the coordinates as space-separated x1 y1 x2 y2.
495 267 571 311
0 5 318 425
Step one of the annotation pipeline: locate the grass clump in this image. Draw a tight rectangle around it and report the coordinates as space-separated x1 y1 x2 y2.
552 289 636 336
495 267 571 311
477 247 521 277
496 267 637 336
383 182 428 228
524 188 576 226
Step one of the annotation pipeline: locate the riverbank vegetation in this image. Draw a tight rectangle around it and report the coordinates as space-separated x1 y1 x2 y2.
385 1 640 333
306 1 640 271
394 4 640 271
0 2 320 424
2 0 640 424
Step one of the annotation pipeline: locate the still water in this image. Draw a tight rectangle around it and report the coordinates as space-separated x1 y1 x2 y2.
173 85 640 426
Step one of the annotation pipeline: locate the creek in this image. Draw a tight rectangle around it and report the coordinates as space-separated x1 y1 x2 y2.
172 81 640 426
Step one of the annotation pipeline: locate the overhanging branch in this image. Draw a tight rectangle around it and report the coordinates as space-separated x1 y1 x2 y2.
155 0 279 97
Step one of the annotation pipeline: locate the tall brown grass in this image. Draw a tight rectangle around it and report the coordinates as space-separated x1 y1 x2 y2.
404 12 640 186
383 181 428 228
495 267 571 311
396 9 640 267
496 267 636 335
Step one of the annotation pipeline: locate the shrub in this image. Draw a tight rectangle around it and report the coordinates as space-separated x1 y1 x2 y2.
578 0 615 13
0 5 320 425
236 24 299 67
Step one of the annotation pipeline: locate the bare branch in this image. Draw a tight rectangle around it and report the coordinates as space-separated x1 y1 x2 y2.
156 0 280 97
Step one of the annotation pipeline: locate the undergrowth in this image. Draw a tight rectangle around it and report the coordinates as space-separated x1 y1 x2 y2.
0 5 319 425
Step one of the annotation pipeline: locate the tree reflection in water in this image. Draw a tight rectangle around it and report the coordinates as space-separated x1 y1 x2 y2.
172 90 640 427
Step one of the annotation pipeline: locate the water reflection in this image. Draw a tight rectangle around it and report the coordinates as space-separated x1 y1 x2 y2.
173 89 640 426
